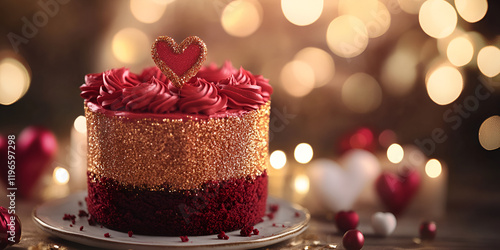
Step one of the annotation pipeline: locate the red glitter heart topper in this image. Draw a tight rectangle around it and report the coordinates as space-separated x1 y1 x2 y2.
151 36 207 88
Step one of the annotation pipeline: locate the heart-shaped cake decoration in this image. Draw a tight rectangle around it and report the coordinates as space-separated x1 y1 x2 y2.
151 36 207 88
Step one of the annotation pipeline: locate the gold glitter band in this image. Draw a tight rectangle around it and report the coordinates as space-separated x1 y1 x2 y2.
86 102 270 190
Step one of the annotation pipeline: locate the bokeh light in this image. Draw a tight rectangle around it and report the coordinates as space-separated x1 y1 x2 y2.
419 0 457 39
53 167 70 185
381 48 418 96
366 2 391 38
478 115 500 151
221 0 262 37
398 0 426 14
339 0 391 38
130 0 171 23
387 143 404 164
0 57 31 105
294 174 310 194
341 73 382 113
455 0 488 23
425 159 442 178
339 0 378 20
349 127 374 150
326 15 368 58
477 46 500 78
280 60 315 97
294 143 314 164
294 47 335 88
112 28 149 64
379 129 397 148
447 36 474 67
436 27 467 56
281 0 323 26
467 31 487 54
270 150 287 170
74 115 86 134
426 66 463 105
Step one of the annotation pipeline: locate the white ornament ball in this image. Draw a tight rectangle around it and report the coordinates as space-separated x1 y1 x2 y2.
371 212 397 237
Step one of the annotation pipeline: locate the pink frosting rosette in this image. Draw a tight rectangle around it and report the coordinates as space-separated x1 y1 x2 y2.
178 78 227 115
219 75 265 110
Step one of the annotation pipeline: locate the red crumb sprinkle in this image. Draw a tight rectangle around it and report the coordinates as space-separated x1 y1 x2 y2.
217 231 229 240
217 231 225 239
80 226 84 231
104 233 110 238
270 204 279 213
180 236 189 242
88 216 96 226
272 223 277 227
240 225 254 237
78 210 89 217
128 231 133 237
78 201 83 206
267 213 275 220
63 214 76 221
69 224 73 227
72 219 76 225
295 212 300 217
282 225 285 228
253 229 260 235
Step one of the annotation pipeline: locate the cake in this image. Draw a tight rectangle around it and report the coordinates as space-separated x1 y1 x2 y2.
79 36 273 236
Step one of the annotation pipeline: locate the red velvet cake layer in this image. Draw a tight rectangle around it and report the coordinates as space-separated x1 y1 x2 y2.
86 171 268 236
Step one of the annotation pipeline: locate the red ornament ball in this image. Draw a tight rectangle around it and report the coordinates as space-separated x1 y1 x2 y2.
0 207 21 250
342 229 364 250
335 210 359 233
419 221 437 240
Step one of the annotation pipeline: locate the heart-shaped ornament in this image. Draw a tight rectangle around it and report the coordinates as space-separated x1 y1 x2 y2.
151 36 207 88
375 169 420 216
307 149 381 212
371 212 397 237
0 126 58 198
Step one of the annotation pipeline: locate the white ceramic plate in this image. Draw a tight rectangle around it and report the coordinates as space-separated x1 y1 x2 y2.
33 192 309 249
